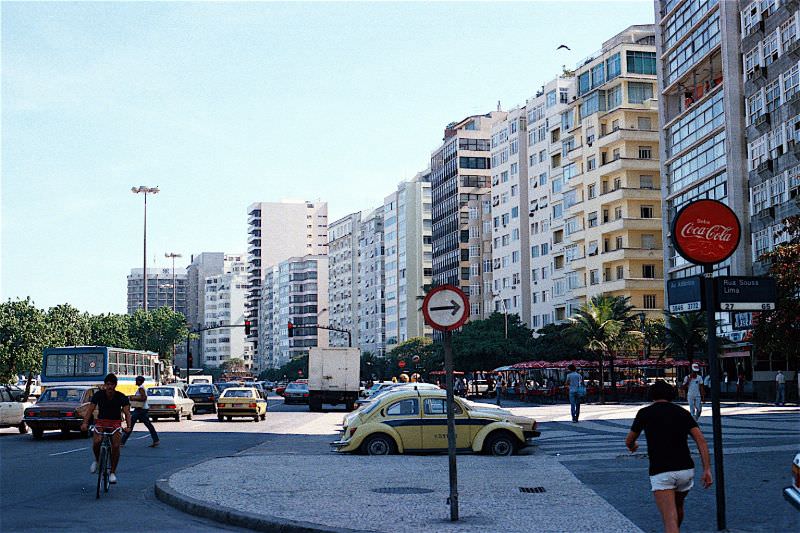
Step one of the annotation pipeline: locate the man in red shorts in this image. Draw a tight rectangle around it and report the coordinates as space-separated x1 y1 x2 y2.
81 373 132 484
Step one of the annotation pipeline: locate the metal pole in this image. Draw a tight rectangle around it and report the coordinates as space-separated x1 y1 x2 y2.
704 264 726 531
143 192 148 313
171 255 176 311
443 329 458 521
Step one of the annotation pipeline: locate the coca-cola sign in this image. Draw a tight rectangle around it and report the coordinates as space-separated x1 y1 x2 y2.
672 199 741 265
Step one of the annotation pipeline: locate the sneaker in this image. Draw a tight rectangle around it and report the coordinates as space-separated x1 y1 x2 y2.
149 441 160 448
109 473 117 484
90 461 98 474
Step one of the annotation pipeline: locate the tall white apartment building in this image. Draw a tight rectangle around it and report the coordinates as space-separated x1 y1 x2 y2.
186 252 225 366
127 267 188 316
259 255 329 369
383 170 433 350
246 201 328 358
327 212 362 348
358 207 385 356
203 255 253 369
490 106 529 325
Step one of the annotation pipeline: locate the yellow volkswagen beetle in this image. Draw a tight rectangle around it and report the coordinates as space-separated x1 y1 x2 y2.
331 388 539 456
216 387 267 422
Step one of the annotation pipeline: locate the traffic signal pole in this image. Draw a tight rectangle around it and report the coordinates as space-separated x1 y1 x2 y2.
184 322 250 381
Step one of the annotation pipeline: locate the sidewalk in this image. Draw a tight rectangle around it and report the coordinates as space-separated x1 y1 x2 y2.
156 449 644 533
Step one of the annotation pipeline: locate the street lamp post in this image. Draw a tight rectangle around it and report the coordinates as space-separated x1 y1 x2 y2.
164 252 182 311
131 186 160 312
492 293 508 339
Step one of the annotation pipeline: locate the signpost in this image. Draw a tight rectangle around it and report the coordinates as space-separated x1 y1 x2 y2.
715 276 777 311
667 277 704 313
671 199 742 531
421 284 470 522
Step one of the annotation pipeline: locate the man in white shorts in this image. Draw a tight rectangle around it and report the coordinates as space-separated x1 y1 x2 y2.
625 381 712 533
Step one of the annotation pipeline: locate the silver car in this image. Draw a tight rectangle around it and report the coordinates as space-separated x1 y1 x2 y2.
146 386 195 421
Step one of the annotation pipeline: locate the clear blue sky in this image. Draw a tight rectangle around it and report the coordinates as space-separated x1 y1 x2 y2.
1 1 655 314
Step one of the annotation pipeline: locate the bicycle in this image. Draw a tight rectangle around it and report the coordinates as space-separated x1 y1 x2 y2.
90 425 123 499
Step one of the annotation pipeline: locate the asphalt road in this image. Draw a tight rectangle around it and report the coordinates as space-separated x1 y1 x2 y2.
0 394 330 533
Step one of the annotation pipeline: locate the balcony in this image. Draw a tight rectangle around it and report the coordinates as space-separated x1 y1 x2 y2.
600 247 662 262
601 216 662 234
597 129 659 148
598 277 664 293
247 242 261 255
598 157 660 177
599 187 661 203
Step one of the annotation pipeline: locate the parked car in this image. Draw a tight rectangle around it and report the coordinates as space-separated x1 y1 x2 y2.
461 399 538 434
0 385 33 433
216 387 267 422
785 452 800 510
23 385 100 439
466 380 491 398
186 384 220 413
260 381 276 391
362 381 395 398
249 382 268 399
275 381 289 396
332 389 539 456
16 377 41 398
283 381 309 405
146 386 195 421
6 384 26 402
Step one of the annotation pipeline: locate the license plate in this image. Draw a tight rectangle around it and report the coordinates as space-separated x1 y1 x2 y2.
233 403 244 408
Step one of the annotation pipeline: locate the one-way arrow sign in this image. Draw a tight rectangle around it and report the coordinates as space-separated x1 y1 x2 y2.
429 300 461 316
422 285 470 331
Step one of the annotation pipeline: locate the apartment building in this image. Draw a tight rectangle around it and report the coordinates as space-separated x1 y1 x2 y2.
259 255 329 369
246 201 328 358
203 256 253 369
383 171 433 350
431 111 507 321
127 267 188 316
560 25 664 317
327 212 362 348
358 207 385 356
739 0 800 274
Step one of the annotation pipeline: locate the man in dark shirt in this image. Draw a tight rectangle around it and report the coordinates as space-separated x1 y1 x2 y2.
80 373 132 484
625 380 712 533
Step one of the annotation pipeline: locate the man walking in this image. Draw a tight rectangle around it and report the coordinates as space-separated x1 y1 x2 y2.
625 380 712 533
565 364 584 423
121 376 160 447
775 370 786 406
682 364 704 421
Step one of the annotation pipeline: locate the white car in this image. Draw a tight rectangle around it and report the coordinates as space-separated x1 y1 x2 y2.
785 452 800 510
146 386 195 421
0 385 33 433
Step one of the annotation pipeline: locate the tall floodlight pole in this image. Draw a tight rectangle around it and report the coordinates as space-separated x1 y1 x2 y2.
132 186 160 313
165 252 183 310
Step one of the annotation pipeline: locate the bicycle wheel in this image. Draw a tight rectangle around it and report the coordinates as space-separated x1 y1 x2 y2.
96 446 107 499
103 445 110 493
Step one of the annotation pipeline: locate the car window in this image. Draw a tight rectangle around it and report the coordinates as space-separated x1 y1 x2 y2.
423 398 463 415
188 385 214 394
147 388 175 397
222 389 254 398
386 398 419 416
39 388 85 402
0 390 11 402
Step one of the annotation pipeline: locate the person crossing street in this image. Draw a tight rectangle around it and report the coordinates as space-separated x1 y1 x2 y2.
121 375 160 448
682 364 704 421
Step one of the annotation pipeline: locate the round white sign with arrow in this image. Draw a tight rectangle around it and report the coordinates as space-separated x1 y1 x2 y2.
422 284 470 331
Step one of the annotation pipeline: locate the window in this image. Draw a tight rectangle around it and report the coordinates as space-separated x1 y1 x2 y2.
784 64 800 101
640 205 654 218
512 251 520 263
606 53 621 79
469 245 480 257
540 173 548 186
591 62 605 87
616 235 623 249
578 71 590 95
626 51 656 74
642 234 656 249
386 399 419 416
628 82 654 104
588 211 598 227
607 85 622 110
744 46 761 77
587 184 596 199
781 16 798 52
541 243 549 255
560 88 569 103
553 203 563 219
424 398 462 415
643 294 657 309
511 207 519 218
616 265 624 279
590 270 600 285
587 157 596 171
748 92 764 123
637 117 652 130
511 184 518 197
763 31 778 66
640 175 654 189
546 90 557 107
642 264 656 278
766 79 781 112
638 146 652 159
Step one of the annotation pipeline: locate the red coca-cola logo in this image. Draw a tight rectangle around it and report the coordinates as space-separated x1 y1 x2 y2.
672 199 740 265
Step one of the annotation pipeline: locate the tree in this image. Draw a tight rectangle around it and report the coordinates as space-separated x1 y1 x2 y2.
87 313 132 348
752 214 800 372
261 355 308 382
662 312 706 362
45 304 90 348
569 295 638 403
128 307 189 361
450 313 535 371
530 323 588 361
385 337 440 380
0 298 47 399
221 358 247 373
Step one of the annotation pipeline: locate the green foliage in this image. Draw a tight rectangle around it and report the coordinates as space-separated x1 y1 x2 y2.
529 323 588 361
45 304 90 348
261 354 308 381
450 312 535 371
383 337 441 380
0 298 47 384
87 313 132 348
127 307 189 361
662 312 706 361
221 357 247 372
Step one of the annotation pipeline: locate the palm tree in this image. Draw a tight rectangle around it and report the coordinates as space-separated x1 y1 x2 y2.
569 295 638 403
663 312 706 363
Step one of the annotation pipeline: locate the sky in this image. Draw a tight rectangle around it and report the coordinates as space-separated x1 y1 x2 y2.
1 1 656 314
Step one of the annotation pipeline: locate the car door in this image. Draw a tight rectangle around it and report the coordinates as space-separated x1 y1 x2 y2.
420 398 471 450
383 398 422 450
0 389 12 425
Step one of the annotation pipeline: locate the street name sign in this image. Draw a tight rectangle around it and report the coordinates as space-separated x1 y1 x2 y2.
422 285 470 332
715 276 777 311
667 276 704 313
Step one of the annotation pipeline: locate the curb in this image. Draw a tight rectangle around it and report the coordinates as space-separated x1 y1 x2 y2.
155 476 372 533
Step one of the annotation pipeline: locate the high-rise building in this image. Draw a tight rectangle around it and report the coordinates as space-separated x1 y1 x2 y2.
186 252 225 365
259 255 329 369
526 76 577 330
358 207 385 356
327 212 362 348
127 267 188 316
383 170 433 351
203 256 253 369
246 201 328 358
738 1 800 274
562 25 664 317
431 111 507 322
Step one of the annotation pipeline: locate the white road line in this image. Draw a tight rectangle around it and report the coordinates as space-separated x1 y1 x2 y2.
48 435 148 456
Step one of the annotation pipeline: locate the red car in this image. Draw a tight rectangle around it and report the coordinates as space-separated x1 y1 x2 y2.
24 386 100 439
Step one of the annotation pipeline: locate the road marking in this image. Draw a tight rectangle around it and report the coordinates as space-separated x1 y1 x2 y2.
48 435 148 456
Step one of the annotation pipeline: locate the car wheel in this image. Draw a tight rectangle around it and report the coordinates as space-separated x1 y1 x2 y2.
217 413 224 422
362 434 396 456
226 416 231 422
17 421 28 434
192 405 197 414
32 428 44 439
486 432 516 456
174 410 181 422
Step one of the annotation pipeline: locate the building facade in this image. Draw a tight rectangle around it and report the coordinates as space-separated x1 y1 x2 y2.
357 207 386 356
259 255 329 369
127 267 188 316
383 170 433 351
246 201 328 358
202 256 253 369
327 212 362 348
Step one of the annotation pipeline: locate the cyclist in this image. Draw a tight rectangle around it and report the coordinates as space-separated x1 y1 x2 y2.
80 373 132 484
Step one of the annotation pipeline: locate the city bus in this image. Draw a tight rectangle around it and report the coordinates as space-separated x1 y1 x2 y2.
41 346 161 394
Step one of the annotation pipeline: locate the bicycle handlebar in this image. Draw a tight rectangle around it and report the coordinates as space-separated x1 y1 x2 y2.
89 425 125 436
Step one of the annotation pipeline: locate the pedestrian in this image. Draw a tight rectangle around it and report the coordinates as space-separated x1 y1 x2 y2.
682 364 704 421
736 367 745 401
775 370 786 406
625 380 712 533
565 364 585 423
496 379 504 407
121 376 160 448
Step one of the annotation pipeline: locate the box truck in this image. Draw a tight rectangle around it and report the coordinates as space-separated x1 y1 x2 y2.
308 347 360 411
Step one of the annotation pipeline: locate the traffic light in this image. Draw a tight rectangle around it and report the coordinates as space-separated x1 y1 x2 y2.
244 320 251 335
187 353 193 368
287 321 294 337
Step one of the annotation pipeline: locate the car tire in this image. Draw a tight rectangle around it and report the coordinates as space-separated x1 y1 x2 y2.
226 416 231 422
32 428 44 439
17 421 28 434
486 432 516 456
192 406 197 415
362 434 396 456
217 413 224 422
